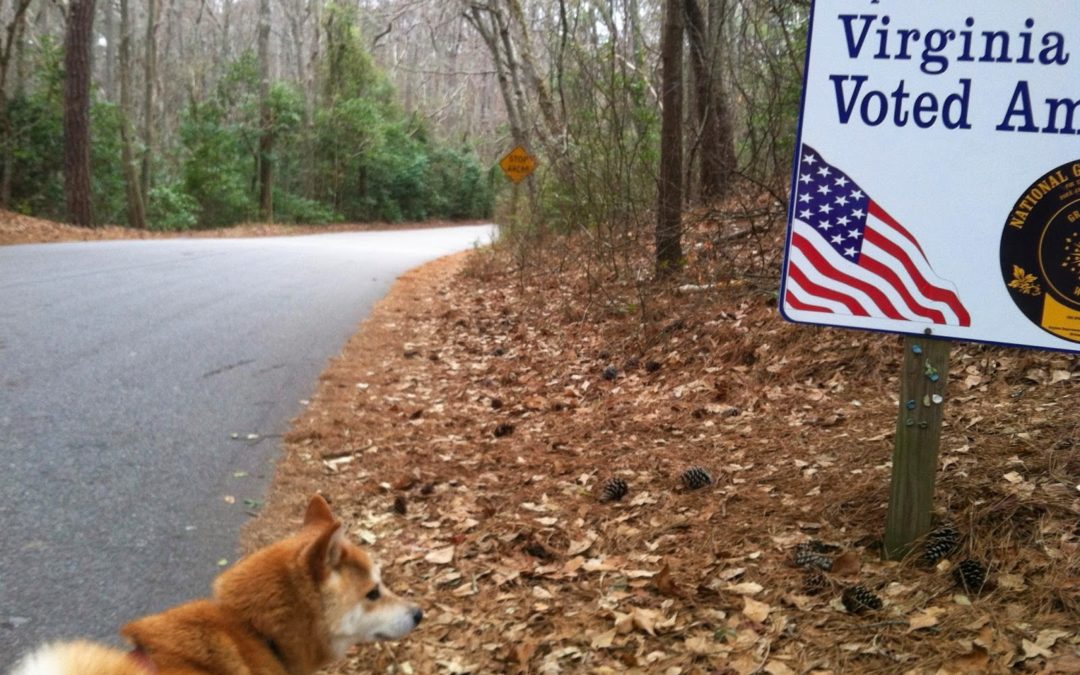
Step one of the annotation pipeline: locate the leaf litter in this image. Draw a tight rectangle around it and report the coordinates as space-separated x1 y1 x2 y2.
242 226 1079 673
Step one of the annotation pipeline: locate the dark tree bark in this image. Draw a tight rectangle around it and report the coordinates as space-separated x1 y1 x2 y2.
64 0 97 227
102 0 115 101
141 0 157 198
464 5 525 151
257 0 273 221
655 0 684 277
0 0 32 207
708 0 737 188
119 0 146 228
684 0 735 201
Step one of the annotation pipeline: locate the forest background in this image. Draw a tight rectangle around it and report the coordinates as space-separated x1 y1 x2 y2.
0 0 805 250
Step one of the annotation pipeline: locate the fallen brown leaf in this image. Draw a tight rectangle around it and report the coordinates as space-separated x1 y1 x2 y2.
508 639 537 673
424 546 455 565
906 606 945 633
743 596 771 623
830 551 861 577
1040 654 1080 674
937 646 990 673
591 628 617 649
654 562 685 597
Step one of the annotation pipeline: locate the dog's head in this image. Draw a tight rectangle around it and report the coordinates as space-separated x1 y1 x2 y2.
298 495 423 655
213 495 422 664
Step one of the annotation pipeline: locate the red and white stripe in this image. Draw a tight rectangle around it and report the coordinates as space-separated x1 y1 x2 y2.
785 206 970 327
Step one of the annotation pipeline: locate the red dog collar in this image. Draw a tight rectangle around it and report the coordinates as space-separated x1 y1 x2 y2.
129 646 157 672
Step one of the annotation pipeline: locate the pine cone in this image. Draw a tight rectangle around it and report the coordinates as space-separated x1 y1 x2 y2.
799 539 839 554
929 521 960 544
953 559 988 594
680 466 713 490
841 585 883 614
930 521 960 542
793 548 833 572
598 477 629 503
922 538 956 565
921 521 960 565
802 569 828 595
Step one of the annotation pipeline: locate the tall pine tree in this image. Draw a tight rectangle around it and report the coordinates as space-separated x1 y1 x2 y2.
64 0 97 227
656 0 684 277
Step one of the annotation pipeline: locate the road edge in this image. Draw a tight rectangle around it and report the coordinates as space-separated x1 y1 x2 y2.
238 249 475 550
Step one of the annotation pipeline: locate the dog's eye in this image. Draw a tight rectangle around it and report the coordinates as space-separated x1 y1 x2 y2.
366 586 381 601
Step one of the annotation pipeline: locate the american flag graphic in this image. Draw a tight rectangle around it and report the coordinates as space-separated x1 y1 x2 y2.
784 145 971 327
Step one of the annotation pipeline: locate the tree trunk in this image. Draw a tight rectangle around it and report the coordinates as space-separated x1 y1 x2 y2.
626 0 642 64
119 0 146 229
64 0 97 227
463 2 538 211
221 0 233 65
464 5 525 150
257 0 273 221
492 7 530 151
684 0 735 201
304 0 319 199
13 5 28 96
504 0 562 155
707 0 736 196
684 0 708 202
656 0 684 277
0 0 32 207
102 0 115 101
140 0 157 198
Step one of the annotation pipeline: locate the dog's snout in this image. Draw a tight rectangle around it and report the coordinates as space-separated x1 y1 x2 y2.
411 608 423 626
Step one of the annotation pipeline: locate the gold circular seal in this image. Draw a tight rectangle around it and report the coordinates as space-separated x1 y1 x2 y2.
1000 160 1080 344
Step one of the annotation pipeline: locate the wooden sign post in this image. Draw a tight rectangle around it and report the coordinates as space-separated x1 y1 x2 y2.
883 336 951 560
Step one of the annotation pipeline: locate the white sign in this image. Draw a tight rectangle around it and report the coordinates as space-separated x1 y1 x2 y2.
781 1 1080 352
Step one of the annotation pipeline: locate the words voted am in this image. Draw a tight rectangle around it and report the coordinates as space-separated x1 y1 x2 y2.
780 0 1080 353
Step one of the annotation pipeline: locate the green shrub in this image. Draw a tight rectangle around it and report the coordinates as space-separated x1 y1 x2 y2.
178 99 255 228
89 101 127 225
273 190 341 224
147 184 199 230
425 147 494 219
4 38 64 218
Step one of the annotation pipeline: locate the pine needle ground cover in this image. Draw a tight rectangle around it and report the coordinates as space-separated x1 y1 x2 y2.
246 219 1079 673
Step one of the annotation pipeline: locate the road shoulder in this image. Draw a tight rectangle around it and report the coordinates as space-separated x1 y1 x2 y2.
240 250 471 550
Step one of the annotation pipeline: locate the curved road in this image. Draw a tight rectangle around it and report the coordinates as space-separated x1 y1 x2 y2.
0 225 495 667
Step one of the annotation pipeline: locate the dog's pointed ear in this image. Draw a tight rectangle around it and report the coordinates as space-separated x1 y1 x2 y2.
306 520 345 582
303 494 335 528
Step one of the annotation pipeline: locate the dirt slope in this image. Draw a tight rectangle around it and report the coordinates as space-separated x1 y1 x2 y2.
245 237 1079 674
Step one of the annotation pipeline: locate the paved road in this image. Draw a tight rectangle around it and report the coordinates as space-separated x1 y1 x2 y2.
0 226 495 667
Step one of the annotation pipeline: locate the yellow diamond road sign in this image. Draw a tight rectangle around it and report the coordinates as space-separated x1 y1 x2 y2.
499 146 537 183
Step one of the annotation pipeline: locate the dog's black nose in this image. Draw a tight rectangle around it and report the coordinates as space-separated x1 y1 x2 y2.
411 608 423 626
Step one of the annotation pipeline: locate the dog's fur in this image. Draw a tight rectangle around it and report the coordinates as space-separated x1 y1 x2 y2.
10 495 421 674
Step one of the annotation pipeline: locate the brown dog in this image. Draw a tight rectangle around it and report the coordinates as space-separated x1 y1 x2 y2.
11 495 422 674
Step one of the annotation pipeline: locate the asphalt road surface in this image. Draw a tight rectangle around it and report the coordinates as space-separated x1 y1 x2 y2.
0 225 495 667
